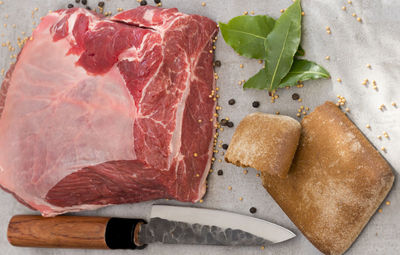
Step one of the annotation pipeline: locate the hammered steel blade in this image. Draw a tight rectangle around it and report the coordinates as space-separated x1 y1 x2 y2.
138 217 271 246
138 205 295 246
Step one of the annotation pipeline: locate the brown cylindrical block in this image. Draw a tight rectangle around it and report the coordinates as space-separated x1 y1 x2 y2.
7 215 110 249
225 113 301 178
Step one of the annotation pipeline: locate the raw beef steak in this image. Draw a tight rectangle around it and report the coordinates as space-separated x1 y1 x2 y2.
0 6 218 216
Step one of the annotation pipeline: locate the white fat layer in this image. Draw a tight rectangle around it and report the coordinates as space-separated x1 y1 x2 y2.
0 8 136 210
163 16 196 170
67 12 79 35
168 65 191 168
119 33 153 62
143 8 155 23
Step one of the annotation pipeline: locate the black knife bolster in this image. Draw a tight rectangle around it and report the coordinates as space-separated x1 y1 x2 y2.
105 218 147 250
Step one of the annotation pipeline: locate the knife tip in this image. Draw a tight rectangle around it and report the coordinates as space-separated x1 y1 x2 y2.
277 229 296 243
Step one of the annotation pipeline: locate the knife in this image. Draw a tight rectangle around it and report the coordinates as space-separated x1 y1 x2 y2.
7 205 295 249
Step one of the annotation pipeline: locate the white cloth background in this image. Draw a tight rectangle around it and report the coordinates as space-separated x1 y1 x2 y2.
0 0 399 254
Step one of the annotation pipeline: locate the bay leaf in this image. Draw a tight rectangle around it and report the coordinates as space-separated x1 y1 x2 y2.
278 59 330 88
219 15 275 59
264 0 302 92
243 69 267 89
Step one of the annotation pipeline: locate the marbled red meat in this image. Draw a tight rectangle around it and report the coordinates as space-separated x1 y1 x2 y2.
0 6 217 216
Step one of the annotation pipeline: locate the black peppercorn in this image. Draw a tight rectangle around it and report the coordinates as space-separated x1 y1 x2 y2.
249 207 257 214
140 0 147 6
214 60 221 67
86 6 91 10
98 1 104 7
217 170 223 176
226 121 234 128
154 0 161 3
75 0 80 3
220 119 228 126
228 99 235 105
252 101 260 108
222 144 229 150
81 0 87 5
67 4 74 8
292 93 300 100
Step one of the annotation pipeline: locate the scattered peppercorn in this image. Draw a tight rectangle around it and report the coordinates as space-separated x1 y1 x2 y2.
98 1 104 7
220 119 228 126
86 6 91 10
226 121 234 128
252 101 260 108
217 170 223 176
140 0 147 6
222 144 229 150
214 60 221 67
75 0 80 3
292 93 300 100
81 0 87 5
228 99 236 105
249 207 257 214
154 0 161 3
68 4 74 8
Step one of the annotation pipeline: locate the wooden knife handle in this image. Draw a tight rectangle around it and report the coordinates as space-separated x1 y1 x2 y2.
7 215 146 250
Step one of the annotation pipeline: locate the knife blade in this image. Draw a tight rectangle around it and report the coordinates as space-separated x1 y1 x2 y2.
138 205 295 246
7 205 295 250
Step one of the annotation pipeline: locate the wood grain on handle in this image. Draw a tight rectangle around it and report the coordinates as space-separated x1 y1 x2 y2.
7 215 111 249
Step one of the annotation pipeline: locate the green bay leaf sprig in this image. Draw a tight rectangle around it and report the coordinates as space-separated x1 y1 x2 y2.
264 0 302 91
219 15 275 59
278 59 330 88
219 0 330 92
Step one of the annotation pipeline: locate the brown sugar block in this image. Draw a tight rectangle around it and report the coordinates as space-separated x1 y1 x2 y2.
225 113 301 178
262 101 394 255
